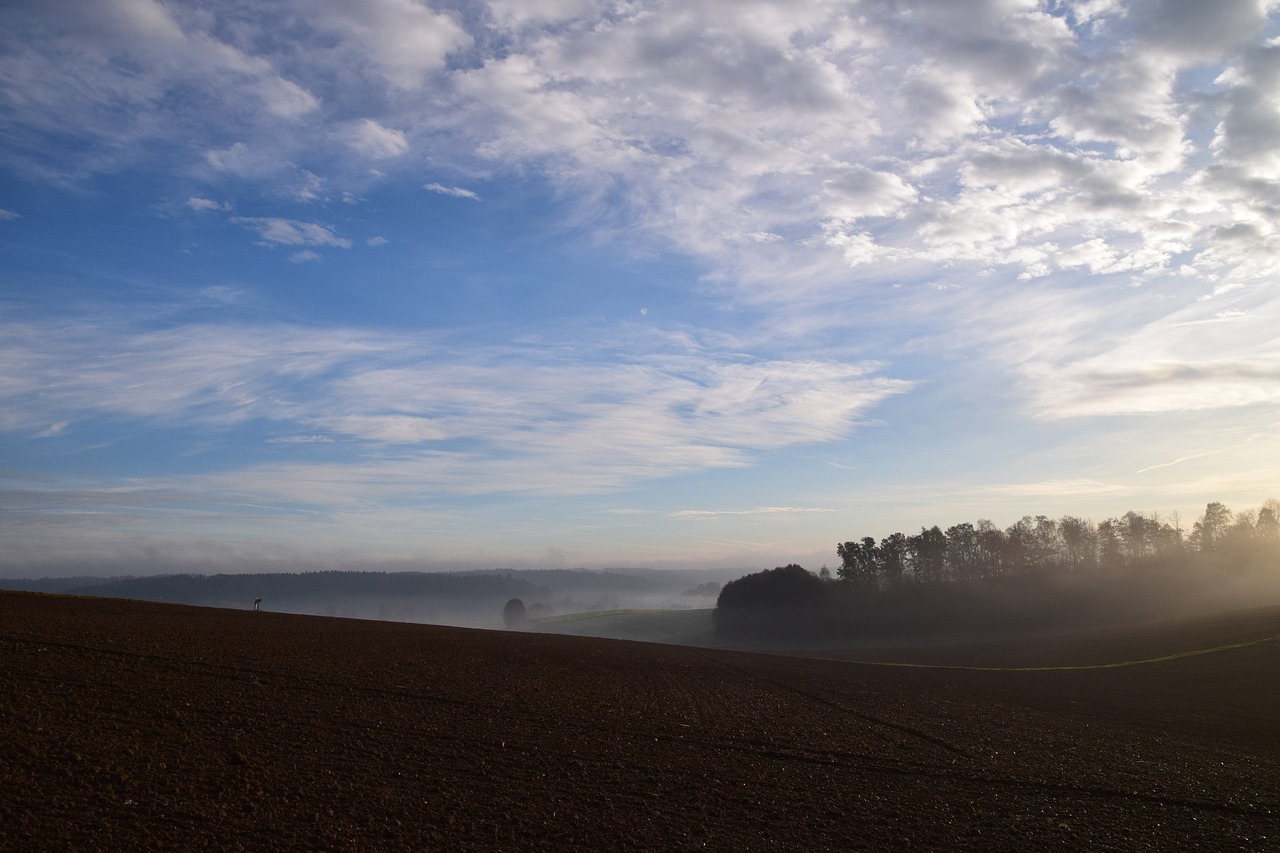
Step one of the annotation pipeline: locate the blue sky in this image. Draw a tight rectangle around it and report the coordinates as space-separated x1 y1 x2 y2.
2 0 1278 574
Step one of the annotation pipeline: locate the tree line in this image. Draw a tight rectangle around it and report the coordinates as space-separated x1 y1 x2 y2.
832 501 1277 589
716 500 1280 639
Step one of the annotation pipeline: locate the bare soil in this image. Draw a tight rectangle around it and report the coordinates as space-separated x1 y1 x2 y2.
3 591 1279 851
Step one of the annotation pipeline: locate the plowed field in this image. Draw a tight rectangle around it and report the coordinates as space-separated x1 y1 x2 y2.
3 592 1278 850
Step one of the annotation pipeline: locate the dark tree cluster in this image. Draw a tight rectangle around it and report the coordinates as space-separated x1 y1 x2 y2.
716 500 1280 640
834 501 1278 589
713 565 837 639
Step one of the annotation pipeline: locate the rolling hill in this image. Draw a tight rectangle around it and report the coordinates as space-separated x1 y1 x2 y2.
3 591 1278 850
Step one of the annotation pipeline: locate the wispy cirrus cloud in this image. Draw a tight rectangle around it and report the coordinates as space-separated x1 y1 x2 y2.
4 1 1280 566
267 435 335 445
671 507 840 520
423 182 480 200
0 315 912 498
229 217 352 249
965 480 1133 500
341 119 409 160
185 196 228 212
1020 278 1280 418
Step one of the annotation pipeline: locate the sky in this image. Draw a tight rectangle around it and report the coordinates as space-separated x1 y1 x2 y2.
1 0 1278 575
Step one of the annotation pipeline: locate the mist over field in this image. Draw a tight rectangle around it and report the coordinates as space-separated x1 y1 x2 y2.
5 4 1280 847
5 499 1277 649
0 565 739 631
713 500 1280 645
7 589 1280 850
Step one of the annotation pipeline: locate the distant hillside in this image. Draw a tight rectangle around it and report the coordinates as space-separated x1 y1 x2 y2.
464 566 743 595
0 567 737 628
523 608 719 646
461 568 659 594
5 592 1280 851
0 571 549 627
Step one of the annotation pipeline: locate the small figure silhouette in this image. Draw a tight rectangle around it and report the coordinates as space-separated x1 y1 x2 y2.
253 597 262 612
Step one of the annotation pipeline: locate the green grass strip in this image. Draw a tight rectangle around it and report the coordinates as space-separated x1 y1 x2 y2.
528 608 654 625
847 632 1280 672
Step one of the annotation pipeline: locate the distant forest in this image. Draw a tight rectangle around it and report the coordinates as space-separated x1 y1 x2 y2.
0 567 726 627
0 571 551 622
716 500 1280 640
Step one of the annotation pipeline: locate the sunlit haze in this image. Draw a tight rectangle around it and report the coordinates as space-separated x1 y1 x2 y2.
2 0 1278 575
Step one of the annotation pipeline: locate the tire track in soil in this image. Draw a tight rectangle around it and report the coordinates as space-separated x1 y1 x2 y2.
7 595 1280 851
664 646 1280 824
17 645 1266 828
679 645 971 757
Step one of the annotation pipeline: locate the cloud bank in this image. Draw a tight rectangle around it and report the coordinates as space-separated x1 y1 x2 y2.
2 0 1278 566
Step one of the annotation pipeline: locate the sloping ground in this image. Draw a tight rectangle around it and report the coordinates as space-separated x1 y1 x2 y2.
523 608 720 646
791 605 1280 669
3 592 1279 851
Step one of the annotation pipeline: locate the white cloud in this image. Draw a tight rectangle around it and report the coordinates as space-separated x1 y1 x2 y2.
365 236 389 247
341 119 409 160
1 0 1278 435
288 170 326 203
488 0 597 28
288 250 321 263
0 316 912 497
823 167 918 221
205 143 275 178
424 182 480 200
185 196 226 212
0 0 318 184
267 435 335 445
0 208 20 220
968 479 1131 499
306 0 472 89
1136 0 1271 60
671 506 839 519
1020 278 1280 417
36 421 69 438
326 415 448 443
1033 350 1280 417
229 217 353 249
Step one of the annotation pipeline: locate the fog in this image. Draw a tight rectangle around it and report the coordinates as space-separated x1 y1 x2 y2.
713 545 1280 647
5 528 1276 644
0 564 746 631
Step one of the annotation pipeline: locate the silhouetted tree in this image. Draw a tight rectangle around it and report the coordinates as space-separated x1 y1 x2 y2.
910 526 947 584
716 565 831 637
717 496 1280 641
683 582 722 597
975 520 1005 577
1222 509 1258 556
1119 511 1155 563
944 523 980 581
837 538 881 587
1191 502 1232 552
1032 515 1062 570
503 598 527 628
1097 518 1124 568
1257 506 1280 546
879 532 910 587
1058 515 1096 571
1004 516 1035 571
1153 519 1185 561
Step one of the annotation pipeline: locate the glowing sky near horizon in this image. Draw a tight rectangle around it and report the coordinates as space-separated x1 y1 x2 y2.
1 0 1278 573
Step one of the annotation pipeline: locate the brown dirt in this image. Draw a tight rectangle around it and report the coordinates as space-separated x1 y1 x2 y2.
3 592 1279 851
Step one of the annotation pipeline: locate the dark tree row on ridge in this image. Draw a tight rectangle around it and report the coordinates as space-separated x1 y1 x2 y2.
716 501 1280 640
832 501 1276 589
